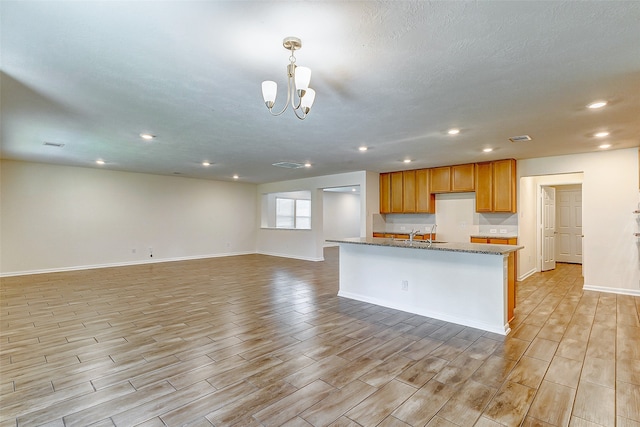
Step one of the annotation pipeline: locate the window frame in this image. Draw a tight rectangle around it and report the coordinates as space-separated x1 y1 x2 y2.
275 197 311 230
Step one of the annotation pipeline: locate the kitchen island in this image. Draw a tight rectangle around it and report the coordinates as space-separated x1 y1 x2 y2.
326 237 523 335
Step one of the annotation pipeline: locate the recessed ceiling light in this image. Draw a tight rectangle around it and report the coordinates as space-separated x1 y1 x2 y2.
304 162 312 168
232 174 239 179
140 133 155 140
594 131 609 138
599 144 612 149
359 146 368 152
352 188 356 192
202 161 211 166
587 101 607 109
96 159 105 165
403 159 412 163
448 129 460 135
483 148 493 153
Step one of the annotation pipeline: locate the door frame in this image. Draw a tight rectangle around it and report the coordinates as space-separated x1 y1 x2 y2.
541 186 557 271
533 174 584 275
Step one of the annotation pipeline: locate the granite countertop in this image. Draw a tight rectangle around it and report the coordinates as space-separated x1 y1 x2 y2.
327 237 522 255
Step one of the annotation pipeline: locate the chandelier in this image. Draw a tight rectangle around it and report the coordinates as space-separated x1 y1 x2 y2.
261 37 316 120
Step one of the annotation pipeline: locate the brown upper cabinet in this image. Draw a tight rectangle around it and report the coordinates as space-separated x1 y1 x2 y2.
380 159 515 215
452 163 475 192
380 172 391 214
379 169 435 214
416 169 435 213
475 159 517 213
475 162 493 212
402 170 417 213
430 167 451 193
430 164 475 193
390 171 404 213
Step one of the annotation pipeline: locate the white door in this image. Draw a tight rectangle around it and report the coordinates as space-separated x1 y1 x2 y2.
542 186 556 271
556 186 582 264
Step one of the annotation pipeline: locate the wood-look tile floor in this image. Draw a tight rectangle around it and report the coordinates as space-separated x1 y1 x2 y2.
1 248 639 427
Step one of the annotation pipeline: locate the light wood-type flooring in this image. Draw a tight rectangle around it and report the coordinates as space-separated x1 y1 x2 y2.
1 247 639 427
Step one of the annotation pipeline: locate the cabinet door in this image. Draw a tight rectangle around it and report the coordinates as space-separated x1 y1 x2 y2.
489 238 510 245
452 163 475 192
475 162 493 212
430 167 451 193
470 237 489 243
390 171 404 213
416 169 435 213
488 238 518 245
493 159 516 213
403 170 417 213
380 173 391 214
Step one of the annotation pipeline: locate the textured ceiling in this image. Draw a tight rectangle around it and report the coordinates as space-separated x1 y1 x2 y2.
2 1 639 183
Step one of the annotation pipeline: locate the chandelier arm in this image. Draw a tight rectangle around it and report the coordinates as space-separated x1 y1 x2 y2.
266 73 294 116
293 106 307 120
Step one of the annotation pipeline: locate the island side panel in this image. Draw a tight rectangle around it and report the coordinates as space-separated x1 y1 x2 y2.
337 243 510 335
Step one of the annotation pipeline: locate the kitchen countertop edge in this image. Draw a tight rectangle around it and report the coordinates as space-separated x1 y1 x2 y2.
327 237 522 255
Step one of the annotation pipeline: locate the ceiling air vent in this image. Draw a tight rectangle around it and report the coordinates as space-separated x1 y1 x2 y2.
43 141 65 148
272 161 305 169
508 135 532 142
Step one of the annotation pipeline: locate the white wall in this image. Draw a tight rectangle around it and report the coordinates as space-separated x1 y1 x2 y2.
256 171 375 261
323 191 361 242
0 160 257 275
518 148 639 295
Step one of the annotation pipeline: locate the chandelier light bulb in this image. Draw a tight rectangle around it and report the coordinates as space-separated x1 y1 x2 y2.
261 81 277 108
295 66 311 93
300 88 316 113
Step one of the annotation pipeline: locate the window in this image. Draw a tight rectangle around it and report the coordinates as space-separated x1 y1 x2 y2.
261 190 312 229
275 197 311 229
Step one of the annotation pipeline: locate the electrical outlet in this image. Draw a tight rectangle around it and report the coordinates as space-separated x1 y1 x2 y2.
499 229 507 234
401 280 409 291
400 226 406 231
490 228 497 234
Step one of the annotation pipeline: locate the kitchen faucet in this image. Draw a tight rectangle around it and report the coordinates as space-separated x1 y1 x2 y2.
408 229 419 242
428 224 437 247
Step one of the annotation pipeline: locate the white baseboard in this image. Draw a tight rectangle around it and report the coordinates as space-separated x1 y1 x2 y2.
518 268 538 281
582 285 640 297
0 251 255 277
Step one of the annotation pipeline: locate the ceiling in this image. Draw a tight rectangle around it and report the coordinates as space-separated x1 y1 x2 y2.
2 1 639 184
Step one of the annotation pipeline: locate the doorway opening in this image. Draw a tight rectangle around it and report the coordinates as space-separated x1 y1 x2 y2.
518 173 584 280
322 186 361 246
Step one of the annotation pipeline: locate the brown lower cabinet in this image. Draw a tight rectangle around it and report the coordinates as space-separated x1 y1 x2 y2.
471 236 518 322
373 232 437 241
